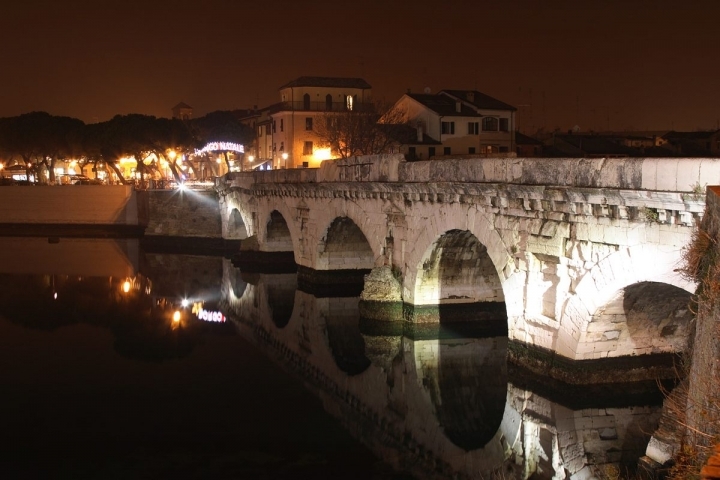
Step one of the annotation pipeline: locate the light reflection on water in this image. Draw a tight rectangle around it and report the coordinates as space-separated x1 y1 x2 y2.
0 238 662 479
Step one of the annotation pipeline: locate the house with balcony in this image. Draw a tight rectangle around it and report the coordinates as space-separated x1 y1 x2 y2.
257 76 373 169
386 89 516 159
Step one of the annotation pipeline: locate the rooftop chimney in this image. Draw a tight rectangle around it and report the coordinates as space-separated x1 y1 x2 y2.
455 101 461 113
417 124 423 142
466 92 475 102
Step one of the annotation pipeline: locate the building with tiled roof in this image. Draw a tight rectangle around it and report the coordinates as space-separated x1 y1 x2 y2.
171 102 193 120
386 88 516 158
279 76 372 90
515 132 543 157
662 129 720 156
243 76 373 168
440 90 517 112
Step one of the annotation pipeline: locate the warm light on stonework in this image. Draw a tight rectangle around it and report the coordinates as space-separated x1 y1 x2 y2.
314 148 332 161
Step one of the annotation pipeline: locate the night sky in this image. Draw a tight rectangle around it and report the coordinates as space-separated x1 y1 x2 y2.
1 0 718 132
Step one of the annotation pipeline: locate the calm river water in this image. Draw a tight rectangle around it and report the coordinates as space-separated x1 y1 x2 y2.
0 238 663 479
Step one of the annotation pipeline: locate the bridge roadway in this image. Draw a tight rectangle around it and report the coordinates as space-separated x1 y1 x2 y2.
217 154 716 363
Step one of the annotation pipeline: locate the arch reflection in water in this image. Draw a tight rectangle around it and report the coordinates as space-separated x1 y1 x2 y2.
320 296 371 376
221 262 297 330
414 336 507 451
221 267 662 479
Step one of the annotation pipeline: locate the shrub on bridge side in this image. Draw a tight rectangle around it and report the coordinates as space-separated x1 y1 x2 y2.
666 197 720 480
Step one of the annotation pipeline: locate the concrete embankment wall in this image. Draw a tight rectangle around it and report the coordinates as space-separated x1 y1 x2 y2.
0 186 227 246
144 190 221 238
0 185 142 225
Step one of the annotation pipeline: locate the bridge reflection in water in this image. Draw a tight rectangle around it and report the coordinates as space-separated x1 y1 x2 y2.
221 260 662 480
0 238 662 479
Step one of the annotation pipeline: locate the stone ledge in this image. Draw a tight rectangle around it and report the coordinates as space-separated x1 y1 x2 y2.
508 340 682 384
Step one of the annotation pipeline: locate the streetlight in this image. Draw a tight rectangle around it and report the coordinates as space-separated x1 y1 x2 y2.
281 152 288 169
247 155 254 172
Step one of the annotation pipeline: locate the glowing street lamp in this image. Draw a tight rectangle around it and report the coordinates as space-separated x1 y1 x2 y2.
281 152 288 169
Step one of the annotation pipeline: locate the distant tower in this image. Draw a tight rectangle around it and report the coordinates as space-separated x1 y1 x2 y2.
172 102 193 120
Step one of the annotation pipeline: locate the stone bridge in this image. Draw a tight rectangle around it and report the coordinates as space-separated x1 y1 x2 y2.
216 155 717 363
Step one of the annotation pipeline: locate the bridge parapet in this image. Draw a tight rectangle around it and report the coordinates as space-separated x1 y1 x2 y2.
222 156 720 192
402 157 720 191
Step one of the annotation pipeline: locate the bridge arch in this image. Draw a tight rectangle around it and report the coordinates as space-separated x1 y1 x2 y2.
225 207 248 239
318 216 376 270
401 205 519 320
557 244 695 360
575 281 693 359
413 229 505 306
221 193 254 240
264 210 294 253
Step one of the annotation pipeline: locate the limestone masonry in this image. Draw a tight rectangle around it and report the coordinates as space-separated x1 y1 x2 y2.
219 155 713 362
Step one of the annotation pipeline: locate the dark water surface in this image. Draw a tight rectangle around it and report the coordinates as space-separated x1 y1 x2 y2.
0 238 663 479
0 238 402 479
1 318 394 479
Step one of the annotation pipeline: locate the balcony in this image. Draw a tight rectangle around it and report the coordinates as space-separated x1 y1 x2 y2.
277 101 373 113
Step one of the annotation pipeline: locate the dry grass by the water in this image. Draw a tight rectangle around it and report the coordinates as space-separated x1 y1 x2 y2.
668 222 720 480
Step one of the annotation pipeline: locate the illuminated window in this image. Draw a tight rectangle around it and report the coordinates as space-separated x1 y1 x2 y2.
482 117 499 131
346 95 353 111
305 117 313 131
482 144 497 154
441 121 455 135
303 141 313 155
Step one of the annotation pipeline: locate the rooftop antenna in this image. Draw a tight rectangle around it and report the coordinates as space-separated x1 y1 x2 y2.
517 104 532 134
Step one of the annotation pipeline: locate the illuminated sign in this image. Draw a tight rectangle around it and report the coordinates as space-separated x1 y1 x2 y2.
191 302 226 323
194 142 244 155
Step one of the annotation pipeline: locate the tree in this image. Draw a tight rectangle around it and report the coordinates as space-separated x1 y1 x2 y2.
91 114 155 184
313 101 408 159
0 112 84 183
90 114 196 185
37 114 85 183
